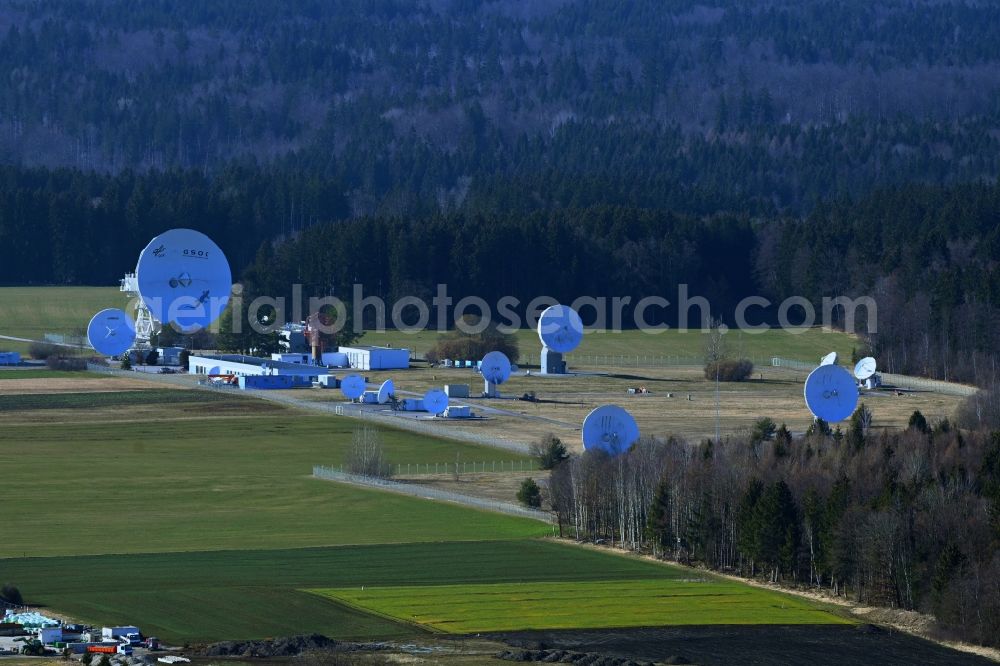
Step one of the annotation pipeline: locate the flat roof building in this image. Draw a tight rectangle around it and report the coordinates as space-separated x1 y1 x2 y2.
339 346 410 371
188 354 325 380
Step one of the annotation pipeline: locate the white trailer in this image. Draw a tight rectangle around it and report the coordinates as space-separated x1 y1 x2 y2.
102 626 141 644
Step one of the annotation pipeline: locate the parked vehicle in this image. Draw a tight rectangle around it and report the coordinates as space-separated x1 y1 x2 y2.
102 626 141 645
86 643 132 655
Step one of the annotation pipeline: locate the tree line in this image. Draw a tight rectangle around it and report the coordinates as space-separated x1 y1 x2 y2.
240 180 1000 385
2 0 1000 214
546 415 1000 647
4 164 1000 385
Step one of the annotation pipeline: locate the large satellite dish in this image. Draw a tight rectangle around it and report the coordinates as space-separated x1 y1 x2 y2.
537 305 584 354
87 308 136 357
377 379 395 404
135 228 232 333
582 405 640 457
423 389 448 415
804 364 859 423
480 351 512 385
820 351 838 366
854 357 877 380
340 374 366 400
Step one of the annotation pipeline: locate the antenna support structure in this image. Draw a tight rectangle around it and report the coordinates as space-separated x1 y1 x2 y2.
120 272 157 349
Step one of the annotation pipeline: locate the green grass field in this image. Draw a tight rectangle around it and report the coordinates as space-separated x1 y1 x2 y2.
0 286 859 364
365 327 860 367
0 540 847 642
0 286 122 352
0 365 852 643
0 415 541 558
316 578 849 633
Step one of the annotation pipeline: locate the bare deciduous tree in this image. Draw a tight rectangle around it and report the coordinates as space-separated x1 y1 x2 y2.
345 425 392 478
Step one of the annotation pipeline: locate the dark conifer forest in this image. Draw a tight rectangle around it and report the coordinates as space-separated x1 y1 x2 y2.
3 2 1000 385
2 1 1000 383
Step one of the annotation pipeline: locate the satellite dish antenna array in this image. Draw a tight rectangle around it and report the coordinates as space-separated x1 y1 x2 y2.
135 228 232 334
377 379 395 404
422 389 448 415
854 357 877 380
87 228 232 373
87 308 136 357
820 351 838 366
480 351 511 397
340 374 366 400
804 364 859 423
119 272 158 350
537 304 583 374
581 405 640 457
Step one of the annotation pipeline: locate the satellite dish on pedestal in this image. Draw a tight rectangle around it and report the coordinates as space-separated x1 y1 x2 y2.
537 305 583 374
340 374 366 400
820 351 838 366
377 379 395 404
538 305 584 353
135 228 232 333
854 357 877 380
87 308 136 357
804 364 859 423
423 389 448 415
582 405 640 457
480 351 511 397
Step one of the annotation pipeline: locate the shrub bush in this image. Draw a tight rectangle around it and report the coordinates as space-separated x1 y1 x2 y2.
45 356 87 371
427 317 519 364
28 342 60 359
704 358 754 382
0 583 22 605
517 478 542 508
530 434 569 470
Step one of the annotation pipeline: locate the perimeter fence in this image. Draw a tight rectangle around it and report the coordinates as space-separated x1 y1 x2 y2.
312 465 553 523
86 362 533 454
769 357 977 397
422 353 771 369
321 459 539 476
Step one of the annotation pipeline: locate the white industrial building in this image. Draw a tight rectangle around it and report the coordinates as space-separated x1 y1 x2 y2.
339 346 410 370
271 352 311 364
188 354 325 381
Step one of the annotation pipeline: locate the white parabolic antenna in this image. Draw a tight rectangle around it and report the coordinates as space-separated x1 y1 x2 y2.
804 364 859 422
820 351 838 366
423 389 448 415
135 228 232 333
87 308 136 357
854 357 877 380
537 304 584 354
377 379 395 404
480 351 512 384
582 405 640 457
340 374 366 400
